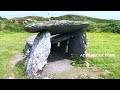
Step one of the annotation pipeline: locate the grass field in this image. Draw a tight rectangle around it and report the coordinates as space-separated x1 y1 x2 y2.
0 32 120 79
0 32 36 78
87 32 120 79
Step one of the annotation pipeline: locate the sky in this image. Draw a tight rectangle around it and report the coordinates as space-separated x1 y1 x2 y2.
0 11 120 20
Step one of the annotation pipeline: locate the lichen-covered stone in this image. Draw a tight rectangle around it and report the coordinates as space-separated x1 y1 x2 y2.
68 29 88 59
26 35 37 46
23 35 37 61
25 20 89 34
51 33 74 44
26 31 51 79
24 32 74 53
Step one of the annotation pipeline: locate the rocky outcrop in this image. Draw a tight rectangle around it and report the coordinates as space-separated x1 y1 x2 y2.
26 31 51 79
24 20 89 79
25 20 89 34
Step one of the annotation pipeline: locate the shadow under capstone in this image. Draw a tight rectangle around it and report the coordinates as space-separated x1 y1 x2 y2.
39 43 75 79
47 44 72 62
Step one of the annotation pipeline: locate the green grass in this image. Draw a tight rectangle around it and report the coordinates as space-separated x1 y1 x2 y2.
86 32 120 79
0 32 36 78
0 32 120 78
13 60 27 79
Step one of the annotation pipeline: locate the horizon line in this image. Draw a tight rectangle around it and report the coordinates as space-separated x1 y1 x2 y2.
1 14 119 21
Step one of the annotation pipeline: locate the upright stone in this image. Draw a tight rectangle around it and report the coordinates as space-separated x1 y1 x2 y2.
26 31 51 79
68 29 88 60
23 35 37 61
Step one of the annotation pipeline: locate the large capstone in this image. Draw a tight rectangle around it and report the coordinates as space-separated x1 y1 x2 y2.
51 33 74 44
26 31 51 79
25 20 89 35
68 29 88 59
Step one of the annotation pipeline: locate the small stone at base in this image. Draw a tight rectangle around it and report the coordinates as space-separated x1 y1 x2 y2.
43 77 49 79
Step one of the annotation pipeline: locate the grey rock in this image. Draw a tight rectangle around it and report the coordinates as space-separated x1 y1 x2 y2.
23 43 31 62
24 32 74 56
25 20 89 34
23 35 37 61
26 35 36 46
84 61 90 68
23 33 72 62
90 77 95 79
80 73 87 78
68 29 88 59
51 33 74 44
43 77 49 79
26 31 51 79
103 70 110 75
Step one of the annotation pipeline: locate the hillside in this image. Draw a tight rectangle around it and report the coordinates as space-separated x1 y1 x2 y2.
0 16 48 32
51 14 120 23
52 14 120 33
0 15 120 33
8 16 49 24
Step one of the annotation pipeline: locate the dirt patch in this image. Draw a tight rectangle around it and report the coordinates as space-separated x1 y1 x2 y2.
7 52 24 79
40 59 74 78
41 61 102 79
7 50 103 79
40 51 103 79
51 66 103 79
10 52 24 68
